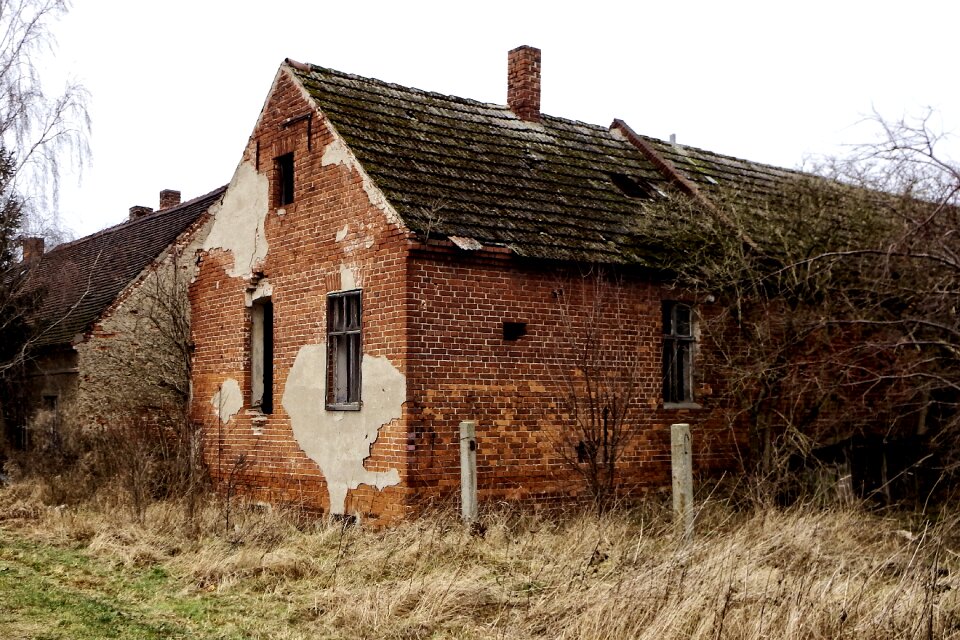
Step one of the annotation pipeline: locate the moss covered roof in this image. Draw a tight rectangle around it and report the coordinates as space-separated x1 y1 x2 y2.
291 63 802 265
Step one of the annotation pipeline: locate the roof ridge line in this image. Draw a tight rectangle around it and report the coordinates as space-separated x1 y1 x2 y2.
290 61 508 114
49 185 227 255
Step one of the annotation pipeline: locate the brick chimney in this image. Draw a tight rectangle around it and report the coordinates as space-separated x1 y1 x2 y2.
159 189 181 210
508 45 541 122
129 205 154 220
21 236 44 264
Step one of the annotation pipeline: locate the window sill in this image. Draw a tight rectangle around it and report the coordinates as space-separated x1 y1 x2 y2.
326 402 362 412
663 401 702 411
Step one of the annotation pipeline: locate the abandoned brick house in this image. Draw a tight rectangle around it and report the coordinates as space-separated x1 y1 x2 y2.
6 187 225 449
190 45 805 522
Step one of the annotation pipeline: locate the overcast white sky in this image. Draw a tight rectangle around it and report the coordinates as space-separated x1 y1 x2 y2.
47 0 959 237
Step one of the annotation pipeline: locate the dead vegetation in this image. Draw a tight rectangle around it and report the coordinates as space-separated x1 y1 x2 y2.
1 478 957 639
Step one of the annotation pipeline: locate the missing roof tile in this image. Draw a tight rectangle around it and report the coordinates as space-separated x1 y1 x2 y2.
607 172 653 199
524 150 544 171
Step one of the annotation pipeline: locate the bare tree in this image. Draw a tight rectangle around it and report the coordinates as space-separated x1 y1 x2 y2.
79 243 207 521
0 0 89 240
553 269 646 513
639 111 960 504
0 0 89 442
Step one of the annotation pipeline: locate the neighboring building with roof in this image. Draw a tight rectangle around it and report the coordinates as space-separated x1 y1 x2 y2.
191 46 800 521
9 187 225 449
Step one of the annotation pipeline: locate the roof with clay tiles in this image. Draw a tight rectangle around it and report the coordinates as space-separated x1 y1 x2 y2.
27 186 226 348
287 61 828 265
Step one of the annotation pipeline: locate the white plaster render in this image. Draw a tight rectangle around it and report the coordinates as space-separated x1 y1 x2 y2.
320 137 352 168
203 162 269 278
212 378 243 423
314 107 404 229
334 222 377 254
245 279 273 307
281 344 403 514
339 263 360 291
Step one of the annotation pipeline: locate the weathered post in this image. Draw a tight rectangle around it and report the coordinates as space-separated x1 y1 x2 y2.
459 420 478 523
671 423 694 541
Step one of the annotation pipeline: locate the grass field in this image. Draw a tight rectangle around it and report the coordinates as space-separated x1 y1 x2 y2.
1 481 958 639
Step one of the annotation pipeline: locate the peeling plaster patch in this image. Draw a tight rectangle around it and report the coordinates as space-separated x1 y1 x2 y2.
318 126 403 228
203 162 269 278
321 137 352 168
339 223 376 254
212 378 243 423
281 344 403 514
340 264 359 291
245 279 273 307
361 181 400 226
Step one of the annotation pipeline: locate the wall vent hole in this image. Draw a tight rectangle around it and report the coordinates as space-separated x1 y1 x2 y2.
503 321 527 341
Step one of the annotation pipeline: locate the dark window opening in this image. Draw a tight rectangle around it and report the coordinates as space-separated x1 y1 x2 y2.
576 441 588 463
42 394 58 413
276 153 295 206
41 394 61 449
327 290 362 410
663 302 694 404
251 299 274 414
503 321 527 341
607 172 653 199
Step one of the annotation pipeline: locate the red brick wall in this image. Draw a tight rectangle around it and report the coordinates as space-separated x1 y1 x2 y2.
190 69 413 523
190 67 740 522
404 247 740 509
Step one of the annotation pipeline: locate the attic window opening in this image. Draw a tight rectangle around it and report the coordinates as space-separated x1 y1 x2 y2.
503 321 527 341
276 153 295 206
607 172 653 199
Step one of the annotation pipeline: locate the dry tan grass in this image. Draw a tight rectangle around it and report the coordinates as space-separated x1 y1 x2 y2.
1 479 958 639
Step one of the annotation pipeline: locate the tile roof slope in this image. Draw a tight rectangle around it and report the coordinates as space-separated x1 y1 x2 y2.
293 64 688 265
291 63 815 265
27 186 226 348
644 137 892 255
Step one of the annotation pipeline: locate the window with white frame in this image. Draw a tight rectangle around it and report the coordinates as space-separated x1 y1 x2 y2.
326 289 362 410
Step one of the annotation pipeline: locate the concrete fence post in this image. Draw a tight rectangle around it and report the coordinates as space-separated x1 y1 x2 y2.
671 423 694 541
459 420 478 523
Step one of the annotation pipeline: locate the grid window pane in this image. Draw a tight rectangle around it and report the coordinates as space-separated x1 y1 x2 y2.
663 302 695 404
327 290 362 409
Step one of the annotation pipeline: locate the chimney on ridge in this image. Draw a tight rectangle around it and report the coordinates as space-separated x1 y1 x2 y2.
508 45 541 122
159 189 181 210
129 205 154 220
21 236 44 264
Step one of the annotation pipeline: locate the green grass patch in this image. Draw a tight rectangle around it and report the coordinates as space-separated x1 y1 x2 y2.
0 532 260 639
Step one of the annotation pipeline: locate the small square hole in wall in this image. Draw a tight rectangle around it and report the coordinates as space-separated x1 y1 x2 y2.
503 321 527 341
